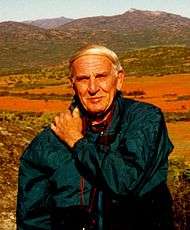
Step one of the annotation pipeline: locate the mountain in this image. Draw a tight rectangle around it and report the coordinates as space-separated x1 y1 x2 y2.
0 21 69 74
0 9 190 75
56 9 190 52
23 17 74 29
0 21 58 41
59 9 190 32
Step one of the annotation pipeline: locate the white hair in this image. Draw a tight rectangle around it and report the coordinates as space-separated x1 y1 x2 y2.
69 44 123 73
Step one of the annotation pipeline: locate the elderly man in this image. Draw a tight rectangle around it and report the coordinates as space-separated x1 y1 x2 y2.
17 45 174 230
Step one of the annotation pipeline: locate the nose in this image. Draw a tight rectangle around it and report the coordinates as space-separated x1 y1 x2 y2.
88 76 99 95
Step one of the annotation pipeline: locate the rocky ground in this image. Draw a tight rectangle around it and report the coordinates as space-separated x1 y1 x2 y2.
0 113 44 230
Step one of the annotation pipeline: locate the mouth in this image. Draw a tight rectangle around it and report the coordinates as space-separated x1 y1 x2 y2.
87 97 103 102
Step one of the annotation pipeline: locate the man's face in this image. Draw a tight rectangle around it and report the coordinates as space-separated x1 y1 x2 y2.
71 54 123 114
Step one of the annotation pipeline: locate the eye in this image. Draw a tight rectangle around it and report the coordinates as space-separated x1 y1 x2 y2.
96 73 107 79
75 76 89 82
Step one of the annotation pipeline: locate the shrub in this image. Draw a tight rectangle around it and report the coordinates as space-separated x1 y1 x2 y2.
168 158 190 230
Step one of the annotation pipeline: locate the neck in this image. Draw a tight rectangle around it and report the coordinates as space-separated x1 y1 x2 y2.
88 103 115 132
91 109 112 126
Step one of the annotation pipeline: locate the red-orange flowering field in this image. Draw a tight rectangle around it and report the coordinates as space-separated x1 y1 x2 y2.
0 74 190 161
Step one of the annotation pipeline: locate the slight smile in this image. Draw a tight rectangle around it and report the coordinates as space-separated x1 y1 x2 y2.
87 97 104 103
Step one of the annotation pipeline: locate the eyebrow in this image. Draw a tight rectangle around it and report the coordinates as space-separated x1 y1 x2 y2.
74 71 109 79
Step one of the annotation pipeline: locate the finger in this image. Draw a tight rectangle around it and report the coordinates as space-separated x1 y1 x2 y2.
51 123 57 132
54 116 60 126
51 123 62 137
60 110 71 121
59 112 65 122
72 107 80 118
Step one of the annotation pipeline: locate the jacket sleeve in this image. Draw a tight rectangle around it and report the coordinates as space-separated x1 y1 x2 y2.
72 108 173 197
16 143 51 230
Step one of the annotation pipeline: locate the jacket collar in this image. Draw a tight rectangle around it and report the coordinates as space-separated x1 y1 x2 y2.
84 92 124 143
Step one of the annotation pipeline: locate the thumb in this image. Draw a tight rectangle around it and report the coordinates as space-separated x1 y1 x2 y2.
72 107 80 118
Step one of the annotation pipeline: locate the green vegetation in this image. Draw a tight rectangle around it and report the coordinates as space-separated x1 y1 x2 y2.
0 45 190 76
164 111 190 122
0 71 72 100
123 90 146 97
168 158 190 230
122 46 190 76
0 70 70 90
175 95 190 101
0 91 72 100
0 111 55 130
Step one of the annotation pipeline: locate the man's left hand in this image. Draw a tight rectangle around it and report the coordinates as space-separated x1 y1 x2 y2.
51 107 84 148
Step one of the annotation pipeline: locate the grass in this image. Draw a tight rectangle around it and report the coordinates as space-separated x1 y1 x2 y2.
164 111 190 122
123 90 146 97
0 111 55 129
0 46 190 76
176 95 190 101
121 46 190 76
168 158 190 230
0 91 72 100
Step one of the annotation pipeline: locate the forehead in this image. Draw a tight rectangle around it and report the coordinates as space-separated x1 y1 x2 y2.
71 54 113 75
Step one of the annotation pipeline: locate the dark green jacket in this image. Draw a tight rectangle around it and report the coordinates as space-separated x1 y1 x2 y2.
17 95 174 230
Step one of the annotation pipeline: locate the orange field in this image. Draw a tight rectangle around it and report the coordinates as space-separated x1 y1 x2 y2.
167 121 190 162
0 74 190 161
0 96 70 112
0 74 189 112
123 74 190 112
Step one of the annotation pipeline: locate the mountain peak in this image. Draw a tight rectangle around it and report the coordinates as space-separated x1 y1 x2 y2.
23 16 74 29
125 8 166 15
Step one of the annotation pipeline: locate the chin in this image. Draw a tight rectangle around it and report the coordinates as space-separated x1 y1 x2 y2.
86 108 105 114
86 104 112 115
81 99 111 114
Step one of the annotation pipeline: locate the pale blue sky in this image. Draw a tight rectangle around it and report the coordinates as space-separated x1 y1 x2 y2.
0 0 190 22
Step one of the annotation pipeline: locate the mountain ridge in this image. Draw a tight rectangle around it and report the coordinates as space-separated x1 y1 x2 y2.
23 16 74 29
0 9 190 75
0 21 58 41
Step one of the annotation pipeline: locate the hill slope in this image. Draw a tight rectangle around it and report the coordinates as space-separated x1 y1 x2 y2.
0 21 57 41
0 10 190 75
57 9 190 51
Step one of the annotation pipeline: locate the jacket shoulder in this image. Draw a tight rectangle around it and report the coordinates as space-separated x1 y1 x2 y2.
122 97 161 112
120 97 164 128
20 126 69 169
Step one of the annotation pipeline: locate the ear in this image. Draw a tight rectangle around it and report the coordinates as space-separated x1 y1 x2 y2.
69 76 74 86
70 77 77 94
116 70 125 91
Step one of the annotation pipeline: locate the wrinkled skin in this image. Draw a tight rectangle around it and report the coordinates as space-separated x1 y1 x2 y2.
51 54 124 147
